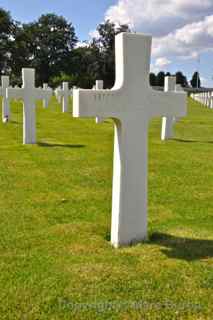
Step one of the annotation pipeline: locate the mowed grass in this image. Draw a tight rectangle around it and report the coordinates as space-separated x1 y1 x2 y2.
0 96 212 320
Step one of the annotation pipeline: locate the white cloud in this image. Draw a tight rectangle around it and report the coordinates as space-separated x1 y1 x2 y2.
76 41 89 48
89 29 99 39
105 0 213 36
103 0 213 81
155 57 171 67
152 15 213 60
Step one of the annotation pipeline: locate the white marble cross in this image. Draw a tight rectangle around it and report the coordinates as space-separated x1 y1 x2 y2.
55 86 62 104
73 33 187 247
0 76 10 122
7 68 52 144
207 91 212 108
210 92 213 109
161 76 177 141
43 83 52 108
55 82 69 112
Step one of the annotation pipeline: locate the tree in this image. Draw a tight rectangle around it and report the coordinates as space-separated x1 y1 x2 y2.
149 73 156 86
190 72 201 88
9 22 35 83
50 72 77 88
35 14 78 84
10 14 78 85
176 71 188 87
0 8 15 75
92 20 130 88
56 45 102 88
156 71 165 87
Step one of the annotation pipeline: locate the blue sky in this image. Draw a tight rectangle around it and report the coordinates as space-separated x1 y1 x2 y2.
1 0 213 86
1 0 116 41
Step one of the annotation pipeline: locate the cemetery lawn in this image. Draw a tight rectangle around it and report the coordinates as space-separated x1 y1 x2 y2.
0 97 213 320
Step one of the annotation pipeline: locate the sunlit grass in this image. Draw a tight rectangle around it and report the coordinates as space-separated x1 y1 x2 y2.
0 97 212 319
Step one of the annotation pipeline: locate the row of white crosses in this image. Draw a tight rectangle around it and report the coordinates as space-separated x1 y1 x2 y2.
6 69 52 144
0 72 74 144
191 91 213 108
1 72 79 142
73 32 187 247
0 76 52 123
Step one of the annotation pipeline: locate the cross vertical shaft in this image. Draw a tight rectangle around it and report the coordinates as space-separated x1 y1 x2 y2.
111 116 148 246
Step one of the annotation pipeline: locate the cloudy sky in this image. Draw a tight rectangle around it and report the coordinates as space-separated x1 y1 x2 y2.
2 0 213 86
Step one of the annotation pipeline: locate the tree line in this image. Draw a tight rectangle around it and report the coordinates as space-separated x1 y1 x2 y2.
0 8 201 88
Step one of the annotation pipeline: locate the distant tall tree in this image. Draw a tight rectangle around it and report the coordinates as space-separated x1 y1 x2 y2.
34 14 78 84
64 44 102 88
0 8 15 75
156 71 165 87
92 20 130 88
176 71 188 87
149 73 156 86
190 71 201 88
9 22 35 83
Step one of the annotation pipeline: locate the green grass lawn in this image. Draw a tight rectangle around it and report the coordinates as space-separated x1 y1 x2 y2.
0 97 212 319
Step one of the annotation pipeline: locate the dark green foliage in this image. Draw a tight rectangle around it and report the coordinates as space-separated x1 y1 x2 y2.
152 71 188 88
0 8 15 74
91 20 130 88
66 45 102 88
10 14 78 85
191 71 201 88
156 71 165 87
176 71 188 87
149 72 156 86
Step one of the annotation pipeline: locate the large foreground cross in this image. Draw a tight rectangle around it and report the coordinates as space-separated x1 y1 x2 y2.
73 33 187 247
0 76 10 122
7 68 52 144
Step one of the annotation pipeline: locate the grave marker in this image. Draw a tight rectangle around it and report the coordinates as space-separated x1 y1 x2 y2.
55 86 62 104
0 76 10 122
73 33 187 247
43 83 52 108
161 76 177 141
55 82 69 112
7 68 52 144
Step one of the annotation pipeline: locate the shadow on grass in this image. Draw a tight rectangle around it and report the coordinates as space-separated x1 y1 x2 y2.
150 232 213 261
38 142 85 148
10 120 19 124
173 138 213 144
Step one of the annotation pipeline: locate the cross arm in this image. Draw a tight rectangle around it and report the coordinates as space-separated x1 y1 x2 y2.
148 89 187 118
6 87 24 100
73 88 122 119
55 88 63 97
35 88 52 101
